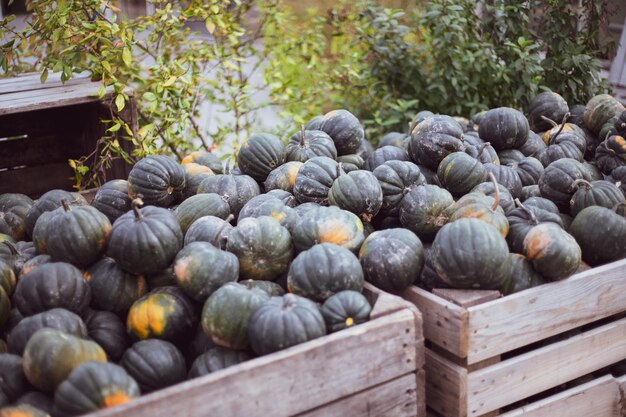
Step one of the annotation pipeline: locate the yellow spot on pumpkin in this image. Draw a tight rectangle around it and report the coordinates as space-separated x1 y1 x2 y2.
345 317 355 327
3 411 38 417
182 151 202 165
103 391 133 408
127 295 174 339
270 211 287 222
525 229 552 260
83 271 91 282
184 163 213 176
615 136 626 150
174 256 192 283
319 223 350 245
288 165 300 187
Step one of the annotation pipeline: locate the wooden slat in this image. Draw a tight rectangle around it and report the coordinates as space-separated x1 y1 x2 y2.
404 286 468 358
424 348 467 417
500 375 620 417
89 309 417 417
467 318 626 416
0 162 75 196
297 373 419 417
432 289 501 308
0 72 92 95
466 259 626 363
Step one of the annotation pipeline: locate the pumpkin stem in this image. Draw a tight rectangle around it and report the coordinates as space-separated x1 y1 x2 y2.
61 199 72 212
476 142 491 159
569 179 592 191
488 172 500 212
225 214 235 224
514 198 539 225
540 115 558 128
131 198 144 221
611 201 626 213
549 112 571 143
2 241 18 256
300 125 306 147
337 162 345 177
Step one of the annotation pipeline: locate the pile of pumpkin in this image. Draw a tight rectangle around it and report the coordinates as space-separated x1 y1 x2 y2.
0 91 625 416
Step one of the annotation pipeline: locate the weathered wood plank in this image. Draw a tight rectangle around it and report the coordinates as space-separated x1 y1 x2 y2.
0 72 92 94
297 373 419 417
432 289 501 308
467 318 626 416
424 348 468 417
500 375 620 417
466 259 626 363
89 309 418 417
404 286 468 357
0 163 75 196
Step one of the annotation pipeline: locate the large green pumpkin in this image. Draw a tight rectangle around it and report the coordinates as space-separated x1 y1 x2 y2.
538 158 590 210
90 180 132 223
570 205 626 266
24 190 86 239
318 109 364 155
408 115 465 170
583 94 625 135
523 223 581 280
248 294 326 355
478 107 529 150
569 179 625 217
127 155 186 207
287 243 364 302
286 129 337 162
201 282 270 350
237 133 286 182
188 347 250 379
52 362 139 417
372 160 426 217
120 339 186 393
321 290 371 333
292 206 365 253
0 194 33 241
293 156 340 205
174 193 230 234
398 185 454 241
84 310 129 362
528 92 569 132
197 170 260 217
328 170 383 223
437 152 488 196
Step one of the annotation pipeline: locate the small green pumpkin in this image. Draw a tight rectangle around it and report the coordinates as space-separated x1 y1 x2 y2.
174 193 230 234
398 185 454 241
0 241 36 275
188 347 251 378
569 179 625 217
240 279 285 297
569 205 626 266
336 154 365 172
328 170 383 223
519 131 546 156
292 206 365 253
84 310 129 362
478 107 529 150
318 109 364 155
0 194 33 241
528 92 569 132
182 150 223 174
523 223 581 280
538 158 590 210
372 160 426 217
286 129 337 162
197 170 260 217
502 254 546 295
520 185 541 200
470 181 516 214
184 215 233 248
408 115 465 170
607 166 626 197
321 291 371 333
90 180 132 223
535 142 584 167
0 354 30 402
0 404 50 417
595 135 626 175
264 161 303 194
437 152 488 196
506 197 563 254
583 94 625 135
293 156 340 205
511 157 544 187
363 146 409 171
120 339 186 393
483 163 523 198
496 149 525 165
0 260 15 297
24 190 87 239
237 195 298 233
237 133 286 182
378 132 409 149
127 155 186 207
182 163 215 199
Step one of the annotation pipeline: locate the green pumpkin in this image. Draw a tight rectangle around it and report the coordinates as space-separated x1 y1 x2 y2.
127 155 186 207
607 166 626 197
52 362 139 417
523 223 581 280
0 354 30 402
174 193 230 233
188 347 251 378
240 279 285 297
448 189 509 238
520 185 541 200
484 163 523 198
318 109 364 155
471 181 516 214
595 135 626 175
437 152 488 196
538 158 590 210
0 241 36 275
264 161 303 194
432 218 512 290
120 339 186 393
328 170 383 223
496 149 525 165
535 142 584 167
201 282 270 350
545 123 587 153
478 107 529 150
528 92 569 132
362 146 409 171
519 131 546 156
378 132 409 149
511 157 544 187
293 156 340 205
197 169 260 216
226 216 293 281
0 194 33 241
570 205 626 266
287 243 364 302
502 253 546 295
126 286 196 343
398 185 454 241
237 195 298 233
336 154 365 172
248 294 326 355
107 201 183 275
144 265 177 290
182 150 223 174
292 206 365 253
463 135 500 165
583 94 625 135
372 160 426 217
84 310 129 362
506 197 563 254
182 163 215 199
184 215 233 248
237 133 286 182
408 115 465 170
22 329 107 392
286 129 337 162
321 291 371 333
90 180 132 223
0 260 15 297
266 189 297 207
24 190 87 239
14 263 91 317
569 179 625 217
174 242 239 302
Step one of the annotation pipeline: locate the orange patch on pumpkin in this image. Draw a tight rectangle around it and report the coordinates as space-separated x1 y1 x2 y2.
182 151 202 165
270 211 287 223
524 229 552 260
174 256 192 283
127 295 174 339
83 271 92 282
615 136 626 151
288 164 300 187
184 162 214 176
319 223 350 245
99 223 111 248
2 410 38 417
103 391 133 408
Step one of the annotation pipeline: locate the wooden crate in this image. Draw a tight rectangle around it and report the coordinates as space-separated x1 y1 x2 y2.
0 72 135 197
402 258 626 417
86 283 425 417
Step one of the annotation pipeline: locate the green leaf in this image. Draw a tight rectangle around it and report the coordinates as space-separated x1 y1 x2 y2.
122 47 132 67
102 61 112 73
143 92 157 102
108 122 122 132
115 94 125 112
97 85 106 99
40 69 49 84
205 20 216 34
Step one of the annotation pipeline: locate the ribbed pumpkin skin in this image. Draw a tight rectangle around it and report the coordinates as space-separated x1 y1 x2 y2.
502 254 546 295
373 160 426 216
181 150 223 174
0 260 15 296
52 362 139 417
437 152 488 196
7 309 86 356
318 109 364 155
237 195 298 233
471 182 515 214
0 194 33 241
24 190 86 238
512 157 544 186
506 198 563 254
201 282 270 350
570 206 626 265
583 94 626 135
595 135 626 175
321 291 371 333
84 258 147 316
91 180 132 223
569 180 625 217
264 161 303 194
126 286 196 342
478 107 529 150
521 185 541 200
286 130 337 162
182 163 214 199
0 354 30 402
226 216 293 281
13 391 54 414
188 347 250 378
399 185 454 241
293 157 340 205
0 241 36 276
378 132 409 149
237 133 286 182
241 279 285 297
107 205 183 275
174 242 238 302
127 156 186 207
483 163 523 198
359 229 424 292
448 199 509 238
535 142 584 167
523 223 581 280
615 110 626 135
120 339 186 393
328 170 383 223
608 166 626 197
84 310 128 362
292 206 365 253
519 130 546 156
545 124 587 152
408 115 465 170
287 243 364 302
528 92 569 132
497 149 525 165
336 154 364 173
248 294 326 355
197 173 260 217
14 263 90 317
432 219 512 290
266 189 297 207
174 193 230 234
184 216 233 248
22 329 107 392
538 158 590 210
362 146 409 171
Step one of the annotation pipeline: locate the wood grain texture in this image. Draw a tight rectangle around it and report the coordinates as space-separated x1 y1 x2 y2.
467 318 626 416
297 373 419 417
424 348 468 417
466 259 626 363
432 289 501 308
0 72 92 94
88 309 419 417
500 375 620 417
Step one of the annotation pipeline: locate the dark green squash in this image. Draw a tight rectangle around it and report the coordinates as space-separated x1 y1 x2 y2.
398 185 454 241
287 243 364 302
7 308 87 356
22 329 107 392
483 163 523 198
201 282 270 350
520 185 541 200
196 170 260 217
506 197 563 254
0 260 15 297
90 180 132 223
318 109 364 155
496 149 525 165
264 161 303 194
478 107 529 150
286 129 337 162
568 104 587 127
188 347 251 379
52 361 139 417
127 155 186 207
583 94 625 135
304 115 324 130
321 291 371 333
511 157 544 186
144 265 177 290
24 190 87 239
237 133 286 182
464 138 500 165
432 218 512 290
359 228 424 292
569 205 626 266
372 160 426 217
182 163 215 199
248 294 326 355
437 152 488 196
126 286 196 343
569 179 625 217
0 354 30 402
528 92 569 132
607 166 626 197
292 206 365 253
519 130 546 156
0 241 36 275
336 154 365 172
535 142 584 167
0 194 33 241
544 123 587 153
237 195 298 233
523 223 581 280
470 181 516 214
538 158 590 210
107 200 183 275
266 189 297 207
182 150 223 174
378 132 409 149
83 310 129 362
174 242 238 302
408 115 465 170
184 215 233 248
226 216 293 281
174 193 230 234
293 156 340 205
362 146 409 171
328 170 383 223
595 135 626 175
14 263 91 317
502 254 546 295
120 339 186 393
410 110 436 131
